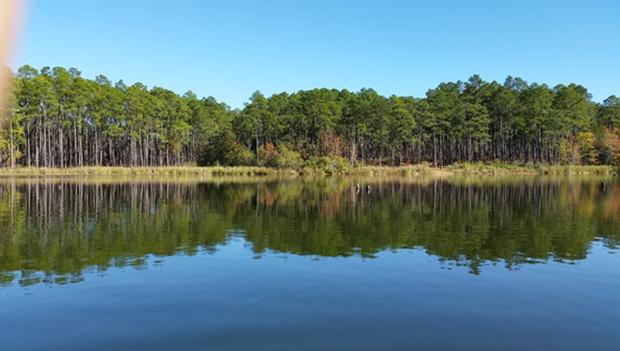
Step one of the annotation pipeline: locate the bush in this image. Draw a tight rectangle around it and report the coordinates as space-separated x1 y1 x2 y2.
577 131 598 165
305 155 350 175
275 144 303 169
226 143 256 166
198 128 241 166
557 138 572 165
597 128 620 166
257 142 278 167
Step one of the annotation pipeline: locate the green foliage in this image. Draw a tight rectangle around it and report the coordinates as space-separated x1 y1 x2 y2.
557 138 572 165
304 155 351 174
225 143 256 166
577 131 598 165
199 127 240 166
598 95 620 129
1 65 619 168
275 144 303 169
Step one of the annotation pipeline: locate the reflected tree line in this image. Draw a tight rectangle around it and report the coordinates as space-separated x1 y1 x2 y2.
0 178 619 285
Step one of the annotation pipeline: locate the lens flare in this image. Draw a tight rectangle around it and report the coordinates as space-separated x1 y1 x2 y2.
0 0 25 122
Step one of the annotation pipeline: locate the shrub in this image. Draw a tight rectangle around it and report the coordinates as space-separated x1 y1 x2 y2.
226 143 256 166
557 138 572 165
597 128 620 166
276 144 303 169
577 131 598 165
305 155 350 174
257 142 278 167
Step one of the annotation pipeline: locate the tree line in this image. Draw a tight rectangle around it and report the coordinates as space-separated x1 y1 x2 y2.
1 64 619 168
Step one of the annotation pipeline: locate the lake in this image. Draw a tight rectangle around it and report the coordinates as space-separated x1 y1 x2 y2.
1 176 619 351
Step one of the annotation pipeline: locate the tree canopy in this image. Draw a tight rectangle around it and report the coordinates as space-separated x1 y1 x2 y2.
1 65 619 168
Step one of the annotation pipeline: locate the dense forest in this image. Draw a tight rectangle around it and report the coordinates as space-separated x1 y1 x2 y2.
0 65 619 168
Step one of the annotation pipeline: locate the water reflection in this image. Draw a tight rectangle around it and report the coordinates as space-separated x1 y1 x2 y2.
0 176 618 286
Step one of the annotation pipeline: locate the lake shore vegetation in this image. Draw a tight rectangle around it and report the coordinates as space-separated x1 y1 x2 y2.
0 163 616 177
1 65 619 171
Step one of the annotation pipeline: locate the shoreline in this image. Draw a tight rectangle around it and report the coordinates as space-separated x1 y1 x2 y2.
0 164 617 177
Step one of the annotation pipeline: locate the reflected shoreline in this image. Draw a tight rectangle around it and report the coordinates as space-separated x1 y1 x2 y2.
1 176 619 286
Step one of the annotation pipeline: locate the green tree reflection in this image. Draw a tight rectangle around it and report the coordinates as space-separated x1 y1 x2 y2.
0 177 618 285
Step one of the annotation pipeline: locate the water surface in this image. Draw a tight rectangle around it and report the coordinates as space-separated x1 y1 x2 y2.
1 176 619 350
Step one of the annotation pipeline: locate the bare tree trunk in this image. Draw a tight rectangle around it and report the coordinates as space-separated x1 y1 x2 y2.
9 119 15 168
59 125 64 167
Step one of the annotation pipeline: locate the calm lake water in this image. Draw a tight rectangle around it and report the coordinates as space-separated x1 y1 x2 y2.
1 176 619 351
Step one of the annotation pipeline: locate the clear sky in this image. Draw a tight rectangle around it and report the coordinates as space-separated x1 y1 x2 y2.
12 0 620 108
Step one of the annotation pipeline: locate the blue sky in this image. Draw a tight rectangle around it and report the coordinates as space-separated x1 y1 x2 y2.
13 0 620 107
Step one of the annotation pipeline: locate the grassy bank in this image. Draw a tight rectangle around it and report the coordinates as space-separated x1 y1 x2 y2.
0 163 616 177
0 165 439 177
0 166 291 177
446 162 619 175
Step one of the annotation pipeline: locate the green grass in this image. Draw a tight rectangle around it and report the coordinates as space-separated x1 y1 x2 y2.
0 163 616 177
0 166 292 176
446 162 619 175
340 163 441 176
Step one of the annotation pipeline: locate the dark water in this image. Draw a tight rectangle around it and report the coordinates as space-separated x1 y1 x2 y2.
1 176 619 351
